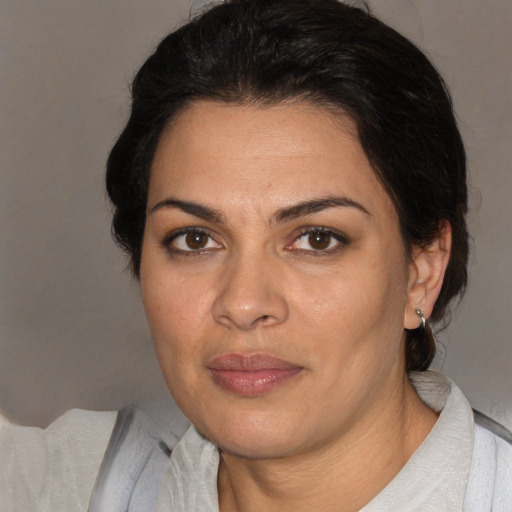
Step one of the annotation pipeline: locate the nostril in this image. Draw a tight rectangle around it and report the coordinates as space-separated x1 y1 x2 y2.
252 314 279 328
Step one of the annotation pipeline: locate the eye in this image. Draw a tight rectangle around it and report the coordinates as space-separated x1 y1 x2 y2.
163 228 222 253
290 228 348 253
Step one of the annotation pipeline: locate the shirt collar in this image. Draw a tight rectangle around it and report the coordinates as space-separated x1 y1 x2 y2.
361 371 474 511
156 426 220 512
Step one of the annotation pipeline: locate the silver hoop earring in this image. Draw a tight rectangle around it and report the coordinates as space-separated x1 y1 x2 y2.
415 309 426 329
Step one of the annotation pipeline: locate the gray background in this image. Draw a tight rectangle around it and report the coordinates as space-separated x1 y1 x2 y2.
0 0 510 428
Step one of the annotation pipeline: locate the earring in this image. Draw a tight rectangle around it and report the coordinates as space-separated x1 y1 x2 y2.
415 309 426 329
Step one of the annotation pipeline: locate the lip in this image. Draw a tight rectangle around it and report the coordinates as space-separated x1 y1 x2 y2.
207 353 303 397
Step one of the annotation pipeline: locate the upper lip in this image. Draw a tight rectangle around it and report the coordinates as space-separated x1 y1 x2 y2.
207 352 301 371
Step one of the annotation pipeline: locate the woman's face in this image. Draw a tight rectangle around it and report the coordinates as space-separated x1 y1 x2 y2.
140 101 417 458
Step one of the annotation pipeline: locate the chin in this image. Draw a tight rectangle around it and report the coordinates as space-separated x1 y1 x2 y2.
167 373 320 459
193 407 311 460
206 430 299 461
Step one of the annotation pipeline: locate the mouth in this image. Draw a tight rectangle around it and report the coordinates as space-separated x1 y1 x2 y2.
207 352 303 397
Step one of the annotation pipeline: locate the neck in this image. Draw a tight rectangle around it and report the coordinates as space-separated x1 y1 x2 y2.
218 374 437 512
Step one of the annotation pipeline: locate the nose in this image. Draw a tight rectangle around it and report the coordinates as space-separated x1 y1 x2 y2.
212 252 289 331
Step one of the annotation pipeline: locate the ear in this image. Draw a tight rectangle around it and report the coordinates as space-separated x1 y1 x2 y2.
404 221 452 329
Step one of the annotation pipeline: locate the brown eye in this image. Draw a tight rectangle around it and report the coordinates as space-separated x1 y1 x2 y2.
290 228 348 253
308 232 332 250
165 229 222 253
185 232 209 250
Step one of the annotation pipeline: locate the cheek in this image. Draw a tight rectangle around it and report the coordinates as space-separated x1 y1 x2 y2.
140 264 213 361
294 253 408 360
141 272 213 412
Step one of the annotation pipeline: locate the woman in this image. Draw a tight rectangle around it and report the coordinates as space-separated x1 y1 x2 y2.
1 0 511 510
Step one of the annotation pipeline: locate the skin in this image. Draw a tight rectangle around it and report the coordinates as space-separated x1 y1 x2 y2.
140 100 451 511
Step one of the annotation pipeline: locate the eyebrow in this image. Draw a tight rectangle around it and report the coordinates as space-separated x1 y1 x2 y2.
149 198 225 224
274 196 370 222
149 195 369 224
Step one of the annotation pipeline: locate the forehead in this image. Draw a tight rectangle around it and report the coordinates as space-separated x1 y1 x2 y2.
149 100 393 219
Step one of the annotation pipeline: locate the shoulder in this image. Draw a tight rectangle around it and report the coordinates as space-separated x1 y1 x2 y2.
465 414 512 510
88 398 191 512
0 409 117 512
410 371 512 509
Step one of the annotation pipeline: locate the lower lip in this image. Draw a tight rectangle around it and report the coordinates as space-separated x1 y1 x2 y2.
209 368 302 396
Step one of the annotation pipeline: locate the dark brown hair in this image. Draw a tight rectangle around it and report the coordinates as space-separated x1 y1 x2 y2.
106 0 468 371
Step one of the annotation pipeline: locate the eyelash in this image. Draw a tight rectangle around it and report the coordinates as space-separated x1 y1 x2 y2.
160 226 350 256
161 228 222 256
289 227 350 255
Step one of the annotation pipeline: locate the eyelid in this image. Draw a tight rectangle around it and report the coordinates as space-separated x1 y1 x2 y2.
287 226 350 254
159 225 349 256
161 227 223 253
